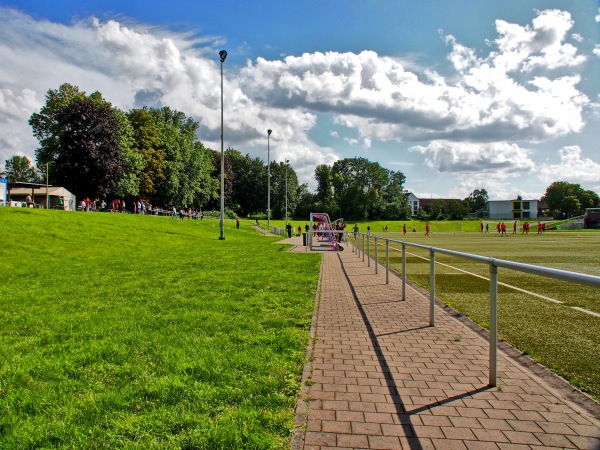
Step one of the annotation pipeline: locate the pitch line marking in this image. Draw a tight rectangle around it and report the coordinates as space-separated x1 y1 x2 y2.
387 244 567 305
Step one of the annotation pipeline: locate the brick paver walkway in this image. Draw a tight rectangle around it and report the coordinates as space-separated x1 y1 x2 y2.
287 238 600 450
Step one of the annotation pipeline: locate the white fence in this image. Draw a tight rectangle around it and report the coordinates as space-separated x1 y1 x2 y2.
351 233 600 387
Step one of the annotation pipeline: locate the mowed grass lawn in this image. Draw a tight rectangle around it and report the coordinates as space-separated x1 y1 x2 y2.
0 208 321 449
365 229 600 401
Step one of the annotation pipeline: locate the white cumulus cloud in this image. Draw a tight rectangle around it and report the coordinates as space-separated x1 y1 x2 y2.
0 6 595 194
538 146 600 186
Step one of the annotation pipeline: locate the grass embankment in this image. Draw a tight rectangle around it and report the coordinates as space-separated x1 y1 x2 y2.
364 231 600 401
0 208 321 449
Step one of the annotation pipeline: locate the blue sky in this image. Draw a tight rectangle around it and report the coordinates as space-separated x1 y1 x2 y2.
0 0 599 199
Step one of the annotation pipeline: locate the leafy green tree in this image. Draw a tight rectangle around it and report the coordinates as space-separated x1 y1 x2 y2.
268 161 299 220
29 83 86 166
381 171 410 220
331 157 389 220
560 196 581 216
580 190 600 209
427 199 446 220
542 181 599 215
446 199 469 220
53 97 124 198
314 164 335 213
226 149 267 216
149 107 215 208
128 109 166 200
464 189 489 213
416 207 428 221
294 183 317 220
113 108 144 198
204 149 233 212
2 155 41 183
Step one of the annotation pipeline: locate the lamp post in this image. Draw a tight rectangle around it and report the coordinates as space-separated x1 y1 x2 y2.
267 129 272 230
219 49 227 240
285 159 289 224
45 161 54 209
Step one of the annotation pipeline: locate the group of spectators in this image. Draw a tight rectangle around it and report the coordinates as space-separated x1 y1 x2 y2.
77 197 204 220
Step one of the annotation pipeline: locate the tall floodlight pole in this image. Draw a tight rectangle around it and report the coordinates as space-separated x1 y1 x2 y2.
45 161 50 209
285 159 289 224
267 129 272 230
219 50 227 240
45 161 54 209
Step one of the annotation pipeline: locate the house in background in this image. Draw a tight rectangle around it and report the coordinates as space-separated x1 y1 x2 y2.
405 192 420 216
487 199 539 219
404 192 462 216
0 178 7 206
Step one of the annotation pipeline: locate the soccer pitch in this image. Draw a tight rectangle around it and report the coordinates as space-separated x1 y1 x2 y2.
364 230 600 401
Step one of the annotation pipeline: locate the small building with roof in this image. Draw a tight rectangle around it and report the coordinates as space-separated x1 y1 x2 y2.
7 182 76 210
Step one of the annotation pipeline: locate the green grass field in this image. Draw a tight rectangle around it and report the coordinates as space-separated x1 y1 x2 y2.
2 209 599 448
358 229 600 400
0 208 321 449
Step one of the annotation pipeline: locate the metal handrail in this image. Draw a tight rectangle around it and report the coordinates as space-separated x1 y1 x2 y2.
351 232 600 386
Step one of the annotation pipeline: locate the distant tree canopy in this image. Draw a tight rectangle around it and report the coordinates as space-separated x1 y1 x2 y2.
24 84 599 220
542 181 599 215
304 157 410 221
29 84 222 209
464 189 489 213
2 155 41 183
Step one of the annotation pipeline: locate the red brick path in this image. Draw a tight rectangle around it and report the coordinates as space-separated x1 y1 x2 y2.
289 239 600 450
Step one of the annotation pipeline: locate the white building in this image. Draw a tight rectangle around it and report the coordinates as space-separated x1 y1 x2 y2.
487 199 539 219
0 178 7 206
405 192 420 216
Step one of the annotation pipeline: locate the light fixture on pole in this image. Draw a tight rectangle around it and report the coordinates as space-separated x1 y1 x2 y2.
267 129 272 230
285 159 289 224
219 49 227 240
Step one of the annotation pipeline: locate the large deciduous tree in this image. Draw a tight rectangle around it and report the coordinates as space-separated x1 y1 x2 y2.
314 164 334 213
331 157 389 220
128 109 165 200
150 107 215 208
29 83 86 166
53 97 124 198
226 149 266 217
381 171 410 220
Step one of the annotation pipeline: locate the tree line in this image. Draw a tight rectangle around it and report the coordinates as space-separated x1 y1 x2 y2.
2 83 598 220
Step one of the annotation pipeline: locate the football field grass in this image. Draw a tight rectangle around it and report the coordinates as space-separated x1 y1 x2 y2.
362 229 600 401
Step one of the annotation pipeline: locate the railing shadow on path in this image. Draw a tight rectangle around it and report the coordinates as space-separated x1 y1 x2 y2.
336 253 493 450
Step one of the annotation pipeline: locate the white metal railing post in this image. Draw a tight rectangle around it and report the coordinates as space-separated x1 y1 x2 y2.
402 243 406 301
374 237 378 274
362 235 365 262
367 235 371 267
489 264 498 387
385 240 390 284
429 249 435 326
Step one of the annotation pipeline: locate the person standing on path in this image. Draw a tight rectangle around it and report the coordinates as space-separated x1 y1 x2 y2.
425 222 430 236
